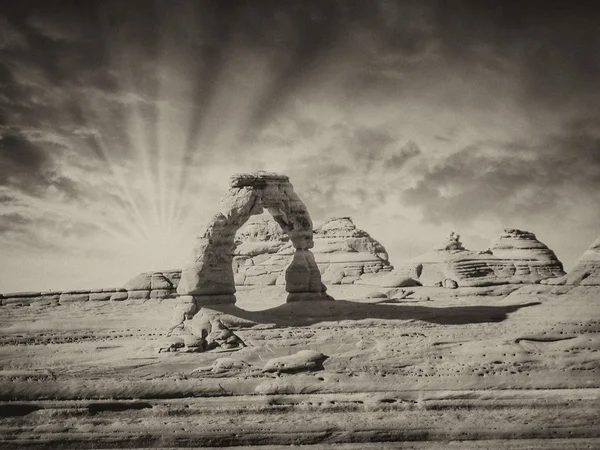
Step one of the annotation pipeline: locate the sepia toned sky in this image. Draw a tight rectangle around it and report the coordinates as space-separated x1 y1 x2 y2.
1 0 599 292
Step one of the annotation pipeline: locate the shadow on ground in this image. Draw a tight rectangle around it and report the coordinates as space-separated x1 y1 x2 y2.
203 300 542 328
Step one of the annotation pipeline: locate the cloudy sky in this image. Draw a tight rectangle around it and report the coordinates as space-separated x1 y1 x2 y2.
1 0 599 292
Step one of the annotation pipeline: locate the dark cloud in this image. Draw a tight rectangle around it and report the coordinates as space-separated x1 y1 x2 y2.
386 141 421 169
345 126 395 168
403 126 600 225
0 212 28 234
0 132 49 190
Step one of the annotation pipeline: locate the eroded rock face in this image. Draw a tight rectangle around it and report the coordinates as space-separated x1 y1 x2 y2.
488 229 565 282
177 172 328 306
563 235 600 285
234 215 394 287
416 229 565 287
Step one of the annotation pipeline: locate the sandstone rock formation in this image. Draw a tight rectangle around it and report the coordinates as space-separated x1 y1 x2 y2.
0 288 121 306
416 229 565 287
168 172 331 340
233 215 394 287
120 270 180 300
566 235 600 285
488 229 565 282
123 215 395 295
177 172 328 304
166 172 333 348
546 235 600 285
313 217 393 284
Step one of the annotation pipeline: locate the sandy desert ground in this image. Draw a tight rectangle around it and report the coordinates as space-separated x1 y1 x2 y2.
1 283 599 448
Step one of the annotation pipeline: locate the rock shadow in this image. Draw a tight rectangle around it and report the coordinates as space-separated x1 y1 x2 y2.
204 300 542 328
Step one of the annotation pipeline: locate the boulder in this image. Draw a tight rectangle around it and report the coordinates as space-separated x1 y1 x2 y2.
262 350 328 373
211 357 251 374
121 270 178 299
444 278 458 289
123 273 152 290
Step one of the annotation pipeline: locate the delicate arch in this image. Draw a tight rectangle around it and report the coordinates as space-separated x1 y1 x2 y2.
176 172 330 308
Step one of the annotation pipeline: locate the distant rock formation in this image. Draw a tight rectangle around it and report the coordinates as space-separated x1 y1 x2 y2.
119 270 180 300
564 235 600 285
416 229 565 287
233 215 394 286
313 217 393 284
0 287 133 307
545 235 600 285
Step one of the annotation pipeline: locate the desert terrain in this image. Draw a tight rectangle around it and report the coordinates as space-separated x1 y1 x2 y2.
1 282 599 448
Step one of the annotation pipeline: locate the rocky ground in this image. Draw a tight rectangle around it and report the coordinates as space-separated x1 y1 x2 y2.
1 284 599 448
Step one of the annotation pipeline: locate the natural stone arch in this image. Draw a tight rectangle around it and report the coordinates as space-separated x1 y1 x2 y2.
169 172 331 332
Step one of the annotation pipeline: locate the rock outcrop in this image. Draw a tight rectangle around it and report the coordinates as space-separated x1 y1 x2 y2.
313 217 393 284
546 235 600 285
416 229 565 287
119 270 180 300
122 214 395 294
0 276 181 307
169 172 331 338
176 172 329 305
232 215 394 287
0 288 123 306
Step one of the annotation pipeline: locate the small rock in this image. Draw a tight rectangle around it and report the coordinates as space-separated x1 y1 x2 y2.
211 357 251 374
443 278 458 289
263 350 328 374
157 336 185 353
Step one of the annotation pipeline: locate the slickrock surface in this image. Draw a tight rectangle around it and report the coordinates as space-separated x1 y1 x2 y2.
416 229 565 287
1 283 599 448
